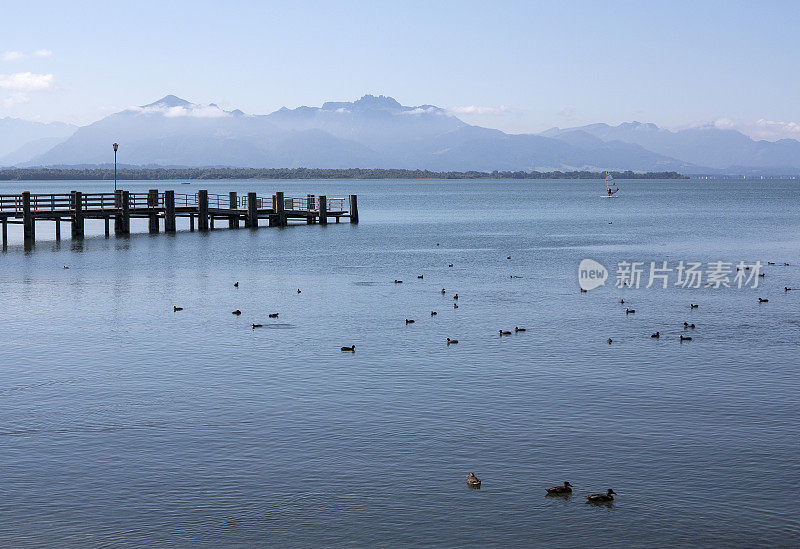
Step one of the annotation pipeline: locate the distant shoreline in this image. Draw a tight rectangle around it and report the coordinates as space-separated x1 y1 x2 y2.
0 167 687 181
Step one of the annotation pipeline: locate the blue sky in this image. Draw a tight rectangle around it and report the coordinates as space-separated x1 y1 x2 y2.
2 0 799 139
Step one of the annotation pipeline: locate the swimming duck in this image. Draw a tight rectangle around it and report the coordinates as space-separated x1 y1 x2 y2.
607 338 613 344
619 299 625 304
507 256 511 260
297 289 301 294
580 288 587 293
546 481 573 495
234 282 239 287
784 263 790 266
446 338 458 345
418 274 423 279
768 262 775 265
453 294 459 300
394 280 403 284
499 330 512 335
515 327 526 332
786 287 793 292
680 335 692 341
758 273 765 278
448 264 453 268
586 489 616 503
63 265 69 269
683 322 696 329
431 311 438 316
269 313 279 318
759 297 769 303
341 345 355 352
690 303 699 309
232 310 242 315
626 308 635 314
466 473 481 488
251 323 263 329
173 306 183 311
453 303 459 309
441 288 446 294
405 319 415 324
651 331 660 338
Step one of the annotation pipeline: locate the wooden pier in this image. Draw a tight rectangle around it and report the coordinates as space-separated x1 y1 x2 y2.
0 189 358 245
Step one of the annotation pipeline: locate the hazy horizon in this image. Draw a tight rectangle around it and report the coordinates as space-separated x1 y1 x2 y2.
2 1 799 142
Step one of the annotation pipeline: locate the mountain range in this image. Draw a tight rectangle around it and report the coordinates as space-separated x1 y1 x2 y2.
2 94 799 175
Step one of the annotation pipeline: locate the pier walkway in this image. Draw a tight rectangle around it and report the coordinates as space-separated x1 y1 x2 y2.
0 189 358 244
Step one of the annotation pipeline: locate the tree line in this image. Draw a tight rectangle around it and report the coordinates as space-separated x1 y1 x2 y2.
0 167 687 181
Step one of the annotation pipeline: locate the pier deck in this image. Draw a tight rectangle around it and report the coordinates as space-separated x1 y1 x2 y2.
0 189 359 244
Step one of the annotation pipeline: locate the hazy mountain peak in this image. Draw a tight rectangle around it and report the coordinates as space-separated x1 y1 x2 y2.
142 95 193 108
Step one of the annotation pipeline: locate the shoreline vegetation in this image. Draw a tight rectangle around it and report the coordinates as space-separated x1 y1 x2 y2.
0 167 688 181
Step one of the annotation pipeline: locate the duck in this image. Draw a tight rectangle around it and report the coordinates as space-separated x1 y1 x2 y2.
234 282 239 287
651 331 660 338
394 280 403 284
680 335 692 341
758 273 765 278
625 308 635 314
251 323 263 329
507 256 511 260
586 489 616 503
431 311 438 316
768 262 775 265
417 274 423 279
759 297 769 303
784 263 790 266
786 287 793 292
341 345 355 352
297 289 301 294
515 327 526 332
441 288 446 294
683 322 696 329
499 330 512 335
580 288 587 293
448 264 454 268
466 473 481 488
268 313 279 318
690 303 699 309
453 294 459 300
607 338 613 344
405 319 415 324
619 299 625 304
453 303 459 309
173 306 183 311
546 481 573 495
63 265 70 269
446 338 458 345
232 310 242 315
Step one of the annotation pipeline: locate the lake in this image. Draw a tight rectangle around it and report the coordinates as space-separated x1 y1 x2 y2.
1 178 798 547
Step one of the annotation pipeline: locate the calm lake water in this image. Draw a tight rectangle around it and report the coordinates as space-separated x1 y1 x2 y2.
1 179 798 547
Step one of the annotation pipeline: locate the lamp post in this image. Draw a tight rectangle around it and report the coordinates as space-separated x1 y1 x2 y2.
113 142 119 191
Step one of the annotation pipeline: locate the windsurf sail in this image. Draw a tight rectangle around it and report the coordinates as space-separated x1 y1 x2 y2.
605 172 619 196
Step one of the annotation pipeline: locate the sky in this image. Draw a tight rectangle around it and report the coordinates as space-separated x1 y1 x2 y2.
1 0 799 140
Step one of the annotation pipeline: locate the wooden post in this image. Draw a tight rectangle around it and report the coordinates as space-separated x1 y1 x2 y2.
318 195 327 225
349 194 359 224
306 194 315 224
2 217 7 246
121 190 131 234
229 192 239 229
104 217 110 237
71 191 84 238
210 216 215 230
114 190 124 235
55 219 61 240
275 191 286 226
189 214 194 231
164 190 176 232
246 192 258 228
148 189 159 233
198 190 209 231
22 191 34 241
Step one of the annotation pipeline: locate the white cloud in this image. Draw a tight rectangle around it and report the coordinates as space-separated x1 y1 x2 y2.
33 49 52 57
127 104 230 118
713 117 735 129
2 92 29 108
686 117 800 141
2 51 26 62
448 105 511 115
0 72 54 91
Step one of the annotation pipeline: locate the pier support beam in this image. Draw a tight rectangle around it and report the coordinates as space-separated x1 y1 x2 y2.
189 214 194 231
121 191 130 234
164 190 176 233
275 191 286 227
349 195 359 224
114 190 124 235
229 192 239 229
318 195 327 225
55 219 61 240
22 192 34 241
198 190 209 231
104 217 110 237
2 217 7 246
148 189 159 233
246 192 258 228
71 191 84 239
